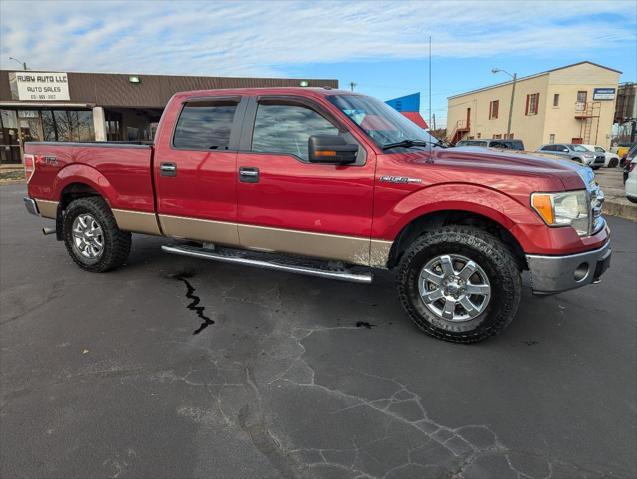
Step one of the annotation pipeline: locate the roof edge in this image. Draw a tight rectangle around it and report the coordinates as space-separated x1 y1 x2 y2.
447 61 622 100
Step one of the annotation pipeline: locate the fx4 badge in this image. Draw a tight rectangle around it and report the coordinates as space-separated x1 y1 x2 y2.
379 175 422 184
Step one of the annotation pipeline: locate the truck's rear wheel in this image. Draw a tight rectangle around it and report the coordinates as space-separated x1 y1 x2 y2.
396 226 521 343
63 197 131 272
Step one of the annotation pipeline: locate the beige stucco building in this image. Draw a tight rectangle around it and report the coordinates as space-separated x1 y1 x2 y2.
447 62 621 150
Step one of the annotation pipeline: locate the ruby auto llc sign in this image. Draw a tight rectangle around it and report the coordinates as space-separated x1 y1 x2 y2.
9 72 70 101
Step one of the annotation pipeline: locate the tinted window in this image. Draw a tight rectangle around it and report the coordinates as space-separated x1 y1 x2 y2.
594 147 604 153
173 101 237 150
571 145 588 152
251 102 339 160
540 145 555 151
458 140 487 147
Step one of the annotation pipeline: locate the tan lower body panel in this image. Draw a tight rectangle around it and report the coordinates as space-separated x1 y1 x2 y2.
159 214 240 245
35 200 58 219
370 239 393 268
155 213 393 268
112 209 162 235
238 223 374 266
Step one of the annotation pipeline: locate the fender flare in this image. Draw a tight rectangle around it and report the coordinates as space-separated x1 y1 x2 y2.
52 164 117 206
380 183 540 249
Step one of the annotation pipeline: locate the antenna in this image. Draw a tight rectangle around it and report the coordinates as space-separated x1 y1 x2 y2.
428 35 432 133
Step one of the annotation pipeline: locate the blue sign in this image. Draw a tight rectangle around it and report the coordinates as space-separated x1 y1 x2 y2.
386 93 420 112
593 88 616 100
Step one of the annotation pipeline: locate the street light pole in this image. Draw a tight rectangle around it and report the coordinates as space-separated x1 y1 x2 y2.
9 57 27 70
492 68 517 138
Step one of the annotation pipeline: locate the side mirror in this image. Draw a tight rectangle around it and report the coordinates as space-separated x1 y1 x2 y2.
308 135 358 164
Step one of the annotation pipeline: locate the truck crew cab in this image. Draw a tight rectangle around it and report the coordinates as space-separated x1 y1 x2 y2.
23 87 611 343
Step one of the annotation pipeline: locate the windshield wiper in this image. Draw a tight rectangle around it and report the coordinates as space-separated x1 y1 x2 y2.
382 139 445 150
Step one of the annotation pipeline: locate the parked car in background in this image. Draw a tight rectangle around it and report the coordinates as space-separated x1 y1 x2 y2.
456 139 525 150
536 143 605 169
620 143 636 168
625 156 637 203
581 144 620 168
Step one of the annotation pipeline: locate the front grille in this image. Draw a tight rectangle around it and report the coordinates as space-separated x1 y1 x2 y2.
589 182 604 234
594 155 605 164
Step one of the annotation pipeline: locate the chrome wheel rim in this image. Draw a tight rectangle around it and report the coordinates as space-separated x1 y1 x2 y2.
72 214 104 260
418 254 491 322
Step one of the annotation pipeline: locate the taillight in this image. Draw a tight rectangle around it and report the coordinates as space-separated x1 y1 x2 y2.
24 154 36 183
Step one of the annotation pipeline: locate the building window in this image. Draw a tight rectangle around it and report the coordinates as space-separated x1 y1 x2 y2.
525 93 540 115
493 134 502 139
476 132 481 139
575 91 587 111
549 134 555 144
553 94 559 107
173 100 238 150
489 100 499 119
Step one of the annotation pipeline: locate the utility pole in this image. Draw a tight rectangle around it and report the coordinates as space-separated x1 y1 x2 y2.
492 68 517 138
349 81 357 92
9 57 27 70
432 113 436 131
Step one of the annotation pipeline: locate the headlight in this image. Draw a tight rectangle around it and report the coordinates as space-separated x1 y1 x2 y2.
531 190 589 236
583 153 594 158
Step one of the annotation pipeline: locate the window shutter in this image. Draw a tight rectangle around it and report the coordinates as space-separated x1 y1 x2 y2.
535 93 539 114
525 94 530 115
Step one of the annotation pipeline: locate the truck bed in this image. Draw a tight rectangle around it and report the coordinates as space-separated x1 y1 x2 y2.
24 141 156 214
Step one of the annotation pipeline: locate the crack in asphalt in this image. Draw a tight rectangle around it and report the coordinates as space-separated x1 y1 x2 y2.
173 274 215 334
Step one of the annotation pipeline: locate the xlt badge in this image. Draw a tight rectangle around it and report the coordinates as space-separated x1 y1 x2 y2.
379 175 422 184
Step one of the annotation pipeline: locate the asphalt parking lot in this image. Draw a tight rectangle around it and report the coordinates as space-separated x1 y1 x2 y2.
1 183 636 479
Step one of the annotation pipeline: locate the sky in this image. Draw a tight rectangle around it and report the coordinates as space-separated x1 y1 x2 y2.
1 0 635 127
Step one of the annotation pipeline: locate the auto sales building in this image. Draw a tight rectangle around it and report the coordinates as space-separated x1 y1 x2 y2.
0 70 337 165
447 62 621 150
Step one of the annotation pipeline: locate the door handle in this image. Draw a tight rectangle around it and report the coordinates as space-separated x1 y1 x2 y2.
239 167 259 183
160 162 177 177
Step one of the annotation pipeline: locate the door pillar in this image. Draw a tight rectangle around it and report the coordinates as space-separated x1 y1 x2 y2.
92 106 107 141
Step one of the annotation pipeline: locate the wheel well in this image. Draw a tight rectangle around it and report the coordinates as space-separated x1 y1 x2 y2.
387 210 527 270
60 183 101 210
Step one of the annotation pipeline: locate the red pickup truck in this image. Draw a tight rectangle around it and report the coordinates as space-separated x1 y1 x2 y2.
23 87 610 343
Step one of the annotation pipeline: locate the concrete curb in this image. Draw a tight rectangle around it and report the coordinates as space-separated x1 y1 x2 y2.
603 197 637 222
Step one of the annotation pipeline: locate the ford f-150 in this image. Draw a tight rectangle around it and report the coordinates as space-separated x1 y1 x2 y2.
23 87 611 343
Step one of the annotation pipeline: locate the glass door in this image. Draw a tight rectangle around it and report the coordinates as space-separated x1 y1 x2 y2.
0 109 22 164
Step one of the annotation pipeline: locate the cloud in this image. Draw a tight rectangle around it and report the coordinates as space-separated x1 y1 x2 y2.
0 0 635 76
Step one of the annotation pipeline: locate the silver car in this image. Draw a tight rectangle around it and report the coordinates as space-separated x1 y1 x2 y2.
536 143 605 170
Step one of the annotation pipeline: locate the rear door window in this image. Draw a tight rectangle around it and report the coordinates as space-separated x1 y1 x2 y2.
173 100 238 150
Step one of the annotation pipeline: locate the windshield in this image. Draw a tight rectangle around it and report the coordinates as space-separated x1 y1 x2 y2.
328 94 439 150
571 145 588 152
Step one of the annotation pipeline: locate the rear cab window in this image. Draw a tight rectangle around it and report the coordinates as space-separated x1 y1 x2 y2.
173 99 239 150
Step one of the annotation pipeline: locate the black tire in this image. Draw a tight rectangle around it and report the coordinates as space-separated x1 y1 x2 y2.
608 158 619 168
571 157 582 163
395 226 522 344
592 166 601 170
63 197 131 272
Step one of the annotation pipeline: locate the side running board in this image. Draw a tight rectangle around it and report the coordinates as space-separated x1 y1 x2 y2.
161 244 373 284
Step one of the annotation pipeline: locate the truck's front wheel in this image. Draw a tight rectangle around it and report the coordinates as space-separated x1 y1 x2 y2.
396 226 521 343
63 197 131 272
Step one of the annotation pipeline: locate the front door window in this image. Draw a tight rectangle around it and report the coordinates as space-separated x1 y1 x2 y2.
251 102 339 161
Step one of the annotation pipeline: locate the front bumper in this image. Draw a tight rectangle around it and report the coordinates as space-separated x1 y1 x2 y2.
24 197 40 216
526 240 611 295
